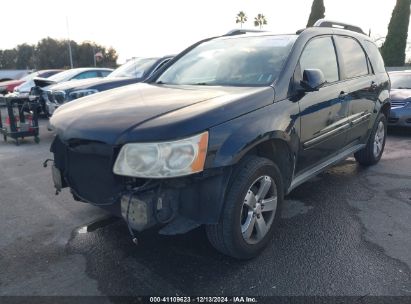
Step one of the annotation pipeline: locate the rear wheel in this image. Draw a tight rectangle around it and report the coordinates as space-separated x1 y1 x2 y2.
206 156 284 259
354 113 387 166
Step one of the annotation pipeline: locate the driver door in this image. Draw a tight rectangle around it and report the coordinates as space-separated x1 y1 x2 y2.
295 36 351 173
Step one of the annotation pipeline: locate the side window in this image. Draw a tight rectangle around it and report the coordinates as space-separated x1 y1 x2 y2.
335 36 369 78
363 41 386 74
300 36 339 83
40 71 56 78
100 70 112 77
73 71 100 80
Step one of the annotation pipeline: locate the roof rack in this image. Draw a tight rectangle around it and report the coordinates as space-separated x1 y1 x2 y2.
313 19 365 35
224 29 267 36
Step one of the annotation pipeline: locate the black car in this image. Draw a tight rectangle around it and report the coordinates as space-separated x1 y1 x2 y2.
43 56 172 115
388 71 411 127
49 20 390 259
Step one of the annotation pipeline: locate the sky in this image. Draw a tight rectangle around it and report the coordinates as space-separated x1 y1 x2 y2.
1 0 408 64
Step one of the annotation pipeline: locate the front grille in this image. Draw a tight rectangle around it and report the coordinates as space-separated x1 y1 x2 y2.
391 100 407 108
51 136 126 205
52 91 67 104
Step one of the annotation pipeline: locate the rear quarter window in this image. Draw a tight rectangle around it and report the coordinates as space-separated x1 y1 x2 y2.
335 36 369 79
363 41 386 74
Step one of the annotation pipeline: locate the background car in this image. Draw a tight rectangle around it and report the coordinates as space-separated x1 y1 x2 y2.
30 67 114 114
388 71 411 127
0 69 30 82
35 67 113 87
42 56 172 115
0 69 62 94
13 69 63 95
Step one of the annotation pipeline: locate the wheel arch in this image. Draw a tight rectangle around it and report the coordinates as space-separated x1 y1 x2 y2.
380 99 391 119
240 138 295 192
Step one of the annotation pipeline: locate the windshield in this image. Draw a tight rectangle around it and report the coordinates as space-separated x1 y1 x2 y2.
390 73 411 89
156 35 297 86
108 58 158 78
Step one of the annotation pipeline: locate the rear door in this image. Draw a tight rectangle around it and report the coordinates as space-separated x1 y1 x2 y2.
295 36 351 173
334 36 377 145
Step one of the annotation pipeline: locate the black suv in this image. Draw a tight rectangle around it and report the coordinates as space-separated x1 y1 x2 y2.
49 20 390 259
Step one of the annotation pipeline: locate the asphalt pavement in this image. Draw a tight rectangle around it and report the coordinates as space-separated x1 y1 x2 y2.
0 119 410 299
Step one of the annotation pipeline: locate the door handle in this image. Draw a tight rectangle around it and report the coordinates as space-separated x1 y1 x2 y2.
339 91 348 99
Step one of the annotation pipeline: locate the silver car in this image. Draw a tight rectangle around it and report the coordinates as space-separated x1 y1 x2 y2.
388 71 411 127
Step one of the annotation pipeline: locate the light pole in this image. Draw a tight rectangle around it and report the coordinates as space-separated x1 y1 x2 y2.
92 44 96 67
66 17 74 68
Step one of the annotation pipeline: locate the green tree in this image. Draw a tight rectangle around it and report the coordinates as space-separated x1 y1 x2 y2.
98 47 118 68
0 49 18 69
254 14 267 29
35 37 67 68
0 38 118 69
15 44 35 69
74 42 118 68
76 42 97 67
235 11 248 28
381 0 411 66
306 0 325 27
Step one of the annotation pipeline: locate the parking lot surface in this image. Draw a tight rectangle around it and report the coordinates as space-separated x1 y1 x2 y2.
0 119 410 297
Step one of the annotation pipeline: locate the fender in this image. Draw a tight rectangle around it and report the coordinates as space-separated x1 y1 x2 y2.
207 98 301 169
363 76 390 142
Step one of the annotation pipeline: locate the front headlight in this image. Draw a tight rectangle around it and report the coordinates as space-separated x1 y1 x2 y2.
113 132 209 178
68 89 98 100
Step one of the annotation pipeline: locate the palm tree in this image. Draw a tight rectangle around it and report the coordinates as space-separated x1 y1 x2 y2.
235 11 248 28
254 14 267 29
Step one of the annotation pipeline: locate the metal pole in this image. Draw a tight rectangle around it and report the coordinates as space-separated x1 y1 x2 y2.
93 45 96 67
66 17 74 69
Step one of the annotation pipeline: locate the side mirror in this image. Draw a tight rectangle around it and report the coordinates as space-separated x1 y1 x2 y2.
300 69 326 92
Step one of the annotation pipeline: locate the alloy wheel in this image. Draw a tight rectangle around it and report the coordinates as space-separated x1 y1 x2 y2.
240 175 277 244
373 121 385 158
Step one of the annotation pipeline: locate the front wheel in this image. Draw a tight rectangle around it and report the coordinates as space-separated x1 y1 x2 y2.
354 113 387 166
206 156 284 259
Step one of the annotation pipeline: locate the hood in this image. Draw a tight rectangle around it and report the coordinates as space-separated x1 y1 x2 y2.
390 88 411 101
51 83 274 145
46 76 136 92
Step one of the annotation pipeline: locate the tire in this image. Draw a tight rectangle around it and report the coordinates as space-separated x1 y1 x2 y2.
206 155 284 259
354 113 387 166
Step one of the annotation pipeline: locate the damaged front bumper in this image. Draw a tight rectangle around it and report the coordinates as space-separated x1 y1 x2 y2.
50 136 232 235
